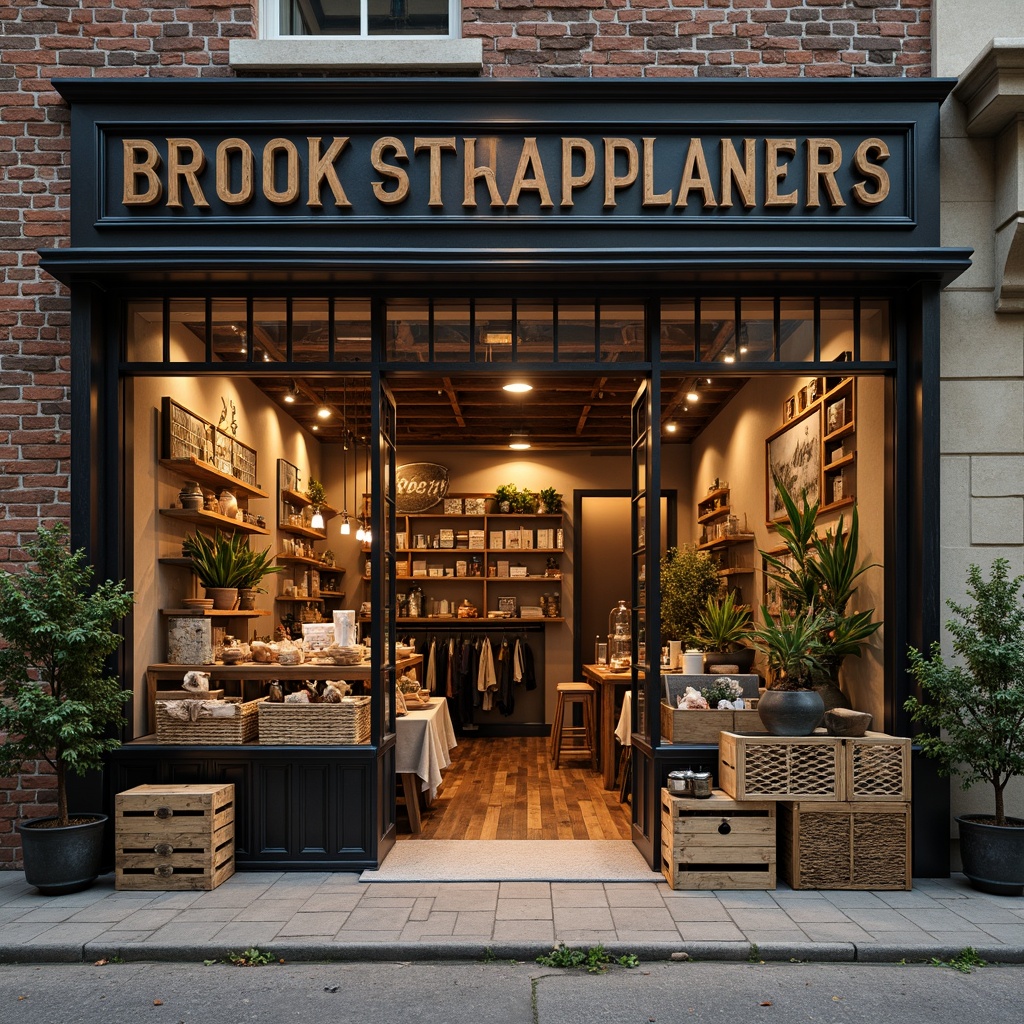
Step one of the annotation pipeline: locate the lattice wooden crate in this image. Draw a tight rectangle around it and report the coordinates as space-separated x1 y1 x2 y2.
660 788 776 890
114 783 235 891
718 731 845 801
258 695 371 745
155 697 261 745
660 702 766 744
845 734 912 801
778 800 912 890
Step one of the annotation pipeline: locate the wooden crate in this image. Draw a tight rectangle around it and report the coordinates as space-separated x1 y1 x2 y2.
660 788 776 890
114 783 235 891
718 731 845 801
258 695 371 745
660 702 766 744
845 734 912 801
155 697 261 745
778 800 912 890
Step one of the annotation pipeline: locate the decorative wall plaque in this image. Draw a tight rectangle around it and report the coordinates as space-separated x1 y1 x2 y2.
395 463 449 513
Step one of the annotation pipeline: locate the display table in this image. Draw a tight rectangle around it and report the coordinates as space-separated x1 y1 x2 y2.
144 655 423 735
581 663 635 789
395 698 457 833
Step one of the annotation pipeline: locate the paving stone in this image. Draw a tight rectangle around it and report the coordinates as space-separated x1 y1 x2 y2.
146 921 233 943
211 921 285 944
233 900 309 922
844 909 934 934
298 893 362 913
451 911 496 936
727 908 803 931
799 922 875 942
341 907 412 931
553 907 614 931
107 909 181 931
432 890 498 912
899 907 985 932
610 907 677 931
496 898 553 921
158 908 240 924
778 903 856 925
276 912 352 936
491 920 555 942
409 897 435 921
24 922 112 944
676 922 747 942
326 930 403 943
606 888 669 908
399 913 458 940
499 882 552 898
664 900 733 923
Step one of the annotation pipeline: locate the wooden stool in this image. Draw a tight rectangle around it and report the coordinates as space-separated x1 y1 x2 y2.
550 682 597 769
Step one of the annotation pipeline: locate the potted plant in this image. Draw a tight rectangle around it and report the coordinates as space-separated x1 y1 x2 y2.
182 529 252 609
905 558 1024 896
235 544 285 610
494 483 518 513
538 487 562 514
512 488 537 514
761 477 881 710
747 607 828 735
0 524 134 894
659 545 722 647
306 478 326 510
694 591 755 673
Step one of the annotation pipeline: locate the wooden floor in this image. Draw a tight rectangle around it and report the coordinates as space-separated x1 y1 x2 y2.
398 735 632 841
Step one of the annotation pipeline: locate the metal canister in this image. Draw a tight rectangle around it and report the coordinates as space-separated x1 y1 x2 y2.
690 771 713 798
667 770 694 796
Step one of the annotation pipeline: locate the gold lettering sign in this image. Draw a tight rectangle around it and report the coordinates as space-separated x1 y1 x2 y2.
117 132 899 216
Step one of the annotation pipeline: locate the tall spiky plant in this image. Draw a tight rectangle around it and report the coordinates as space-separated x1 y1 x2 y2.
0 525 134 827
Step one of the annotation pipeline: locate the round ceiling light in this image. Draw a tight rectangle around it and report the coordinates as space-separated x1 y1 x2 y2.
503 382 533 393
508 431 532 450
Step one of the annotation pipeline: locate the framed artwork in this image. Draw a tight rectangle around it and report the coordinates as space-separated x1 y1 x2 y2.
798 386 809 412
826 397 847 435
278 458 299 525
765 404 821 523
497 596 517 615
782 395 797 422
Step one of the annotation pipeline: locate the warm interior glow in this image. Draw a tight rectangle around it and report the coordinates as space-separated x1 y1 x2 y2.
503 382 533 393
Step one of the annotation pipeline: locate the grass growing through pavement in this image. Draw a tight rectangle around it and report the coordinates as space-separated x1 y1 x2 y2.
536 942 639 973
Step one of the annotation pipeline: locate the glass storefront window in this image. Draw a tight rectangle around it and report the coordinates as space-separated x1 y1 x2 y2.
557 301 597 363
820 299 855 363
860 299 892 361
251 299 286 363
475 299 514 363
660 300 696 361
333 298 373 362
778 298 815 363
386 298 429 361
698 299 734 362
599 301 645 363
126 300 164 362
291 299 330 363
170 298 210 361
516 300 555 362
432 300 471 362
739 299 775 362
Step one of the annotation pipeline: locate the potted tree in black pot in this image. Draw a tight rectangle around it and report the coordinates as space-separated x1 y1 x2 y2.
905 558 1024 896
0 524 134 895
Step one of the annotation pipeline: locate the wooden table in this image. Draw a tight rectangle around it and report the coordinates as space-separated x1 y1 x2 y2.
145 655 423 735
581 663 635 790
395 698 457 833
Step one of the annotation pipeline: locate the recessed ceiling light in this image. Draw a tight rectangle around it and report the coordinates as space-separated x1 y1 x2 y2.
724 354 735 363
508 431 531 450
284 381 298 404
665 421 678 434
503 382 533 393
686 390 700 403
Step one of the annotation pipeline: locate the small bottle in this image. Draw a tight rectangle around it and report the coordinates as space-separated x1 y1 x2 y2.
594 635 601 665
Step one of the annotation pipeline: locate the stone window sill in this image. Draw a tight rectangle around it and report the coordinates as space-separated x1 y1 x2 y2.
229 38 483 73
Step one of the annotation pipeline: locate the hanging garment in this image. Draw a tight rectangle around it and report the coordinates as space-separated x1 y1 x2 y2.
496 638 515 717
517 637 537 690
425 637 437 694
446 637 455 699
477 636 498 711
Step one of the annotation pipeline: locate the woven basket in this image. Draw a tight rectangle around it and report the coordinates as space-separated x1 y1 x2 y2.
155 698 261 745
258 696 372 745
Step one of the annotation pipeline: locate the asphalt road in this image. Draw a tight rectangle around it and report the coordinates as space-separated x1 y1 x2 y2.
1 959 1021 1024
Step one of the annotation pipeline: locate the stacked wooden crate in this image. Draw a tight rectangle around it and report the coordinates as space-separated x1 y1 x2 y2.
661 788 777 890
717 731 912 890
114 783 235 891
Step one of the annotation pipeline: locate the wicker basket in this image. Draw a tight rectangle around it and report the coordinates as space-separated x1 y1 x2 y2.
155 698 261 745
258 695 372 745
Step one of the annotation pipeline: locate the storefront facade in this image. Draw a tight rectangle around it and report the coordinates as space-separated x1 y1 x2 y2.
7 1 1024 877
34 75 967 871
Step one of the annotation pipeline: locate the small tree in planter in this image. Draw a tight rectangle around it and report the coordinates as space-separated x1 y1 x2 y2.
0 524 134 893
659 545 722 646
905 558 1024 894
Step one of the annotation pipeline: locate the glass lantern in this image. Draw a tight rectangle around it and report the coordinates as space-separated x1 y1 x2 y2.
607 599 631 669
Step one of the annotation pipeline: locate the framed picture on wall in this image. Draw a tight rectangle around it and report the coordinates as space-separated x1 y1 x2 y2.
782 395 797 422
765 404 821 523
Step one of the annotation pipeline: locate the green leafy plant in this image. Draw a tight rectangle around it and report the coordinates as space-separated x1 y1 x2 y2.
234 544 285 593
701 676 744 707
929 947 988 974
0 524 134 827
512 488 537 514
494 483 518 509
905 558 1024 827
226 947 278 966
306 478 327 509
694 591 751 652
182 529 253 590
748 607 827 690
659 545 722 644
538 487 562 512
536 943 638 974
759 477 880 688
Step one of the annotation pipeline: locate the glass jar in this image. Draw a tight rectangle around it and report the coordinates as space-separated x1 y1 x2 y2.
607 599 631 668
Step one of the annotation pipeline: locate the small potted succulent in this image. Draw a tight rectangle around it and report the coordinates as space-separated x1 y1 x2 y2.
182 529 253 609
694 592 754 673
235 544 285 610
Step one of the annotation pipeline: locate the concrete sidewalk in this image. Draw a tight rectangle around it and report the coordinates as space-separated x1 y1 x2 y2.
1 870 1023 965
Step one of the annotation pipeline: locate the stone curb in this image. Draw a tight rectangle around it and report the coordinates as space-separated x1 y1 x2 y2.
3 939 1022 966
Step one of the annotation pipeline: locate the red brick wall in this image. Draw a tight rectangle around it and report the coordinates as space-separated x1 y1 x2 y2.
470 0 932 79
0 1 931 867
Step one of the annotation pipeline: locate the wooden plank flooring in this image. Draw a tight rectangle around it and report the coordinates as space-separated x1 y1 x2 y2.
398 735 632 841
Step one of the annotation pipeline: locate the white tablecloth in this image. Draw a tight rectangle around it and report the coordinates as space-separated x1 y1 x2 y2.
395 699 457 802
615 690 632 747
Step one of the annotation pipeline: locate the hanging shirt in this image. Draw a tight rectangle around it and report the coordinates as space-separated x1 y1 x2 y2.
477 636 497 711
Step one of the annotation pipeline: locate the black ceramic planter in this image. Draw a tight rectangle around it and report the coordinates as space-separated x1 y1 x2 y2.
704 648 756 673
757 688 824 736
18 814 107 896
957 815 1024 897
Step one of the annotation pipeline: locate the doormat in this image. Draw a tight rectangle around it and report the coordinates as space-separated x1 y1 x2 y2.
360 840 659 883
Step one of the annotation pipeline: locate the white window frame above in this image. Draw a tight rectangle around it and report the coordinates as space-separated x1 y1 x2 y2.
260 0 461 41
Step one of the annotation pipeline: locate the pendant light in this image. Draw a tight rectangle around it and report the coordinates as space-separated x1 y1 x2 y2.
310 508 325 530
355 439 366 542
340 377 351 536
